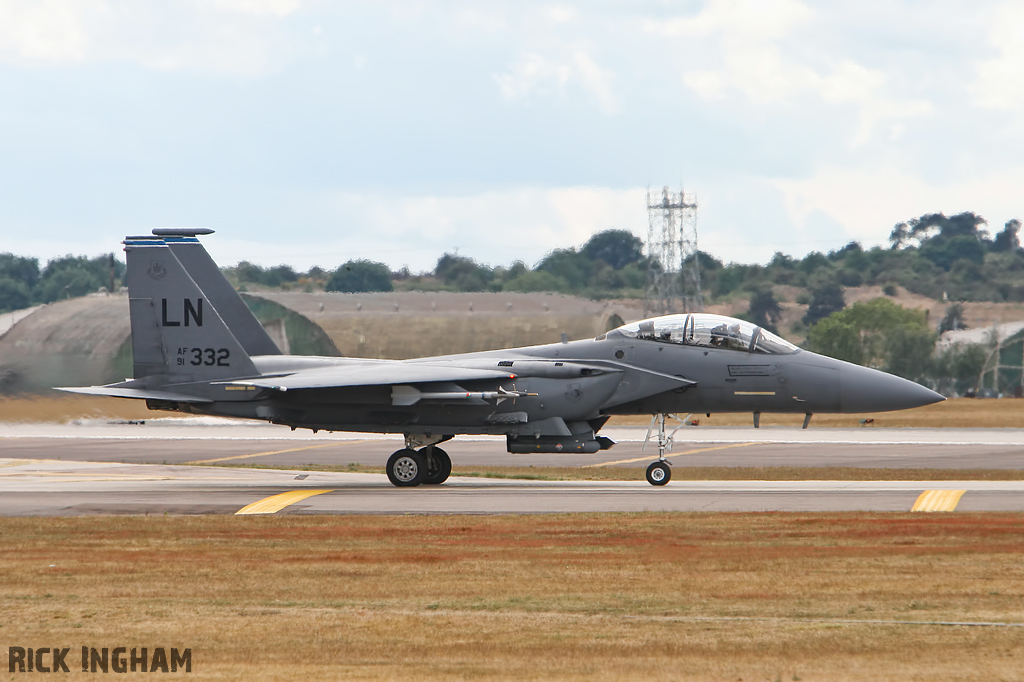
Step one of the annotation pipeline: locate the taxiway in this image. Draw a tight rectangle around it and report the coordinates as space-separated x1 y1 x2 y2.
0 420 1021 515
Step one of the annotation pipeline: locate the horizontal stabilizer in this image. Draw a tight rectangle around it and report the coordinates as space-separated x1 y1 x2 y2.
57 386 213 403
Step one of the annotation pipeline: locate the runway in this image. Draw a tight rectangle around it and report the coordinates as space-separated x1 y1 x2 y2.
0 457 1020 515
4 419 1024 470
0 420 1022 515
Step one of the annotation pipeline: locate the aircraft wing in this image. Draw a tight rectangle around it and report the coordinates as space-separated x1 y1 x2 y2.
225 363 517 391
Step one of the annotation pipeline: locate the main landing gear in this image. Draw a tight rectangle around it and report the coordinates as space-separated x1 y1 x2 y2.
386 438 452 487
643 413 685 486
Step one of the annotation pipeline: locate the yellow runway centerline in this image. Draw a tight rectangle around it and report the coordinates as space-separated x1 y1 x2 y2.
235 489 333 515
912 489 966 512
584 442 757 468
186 440 373 465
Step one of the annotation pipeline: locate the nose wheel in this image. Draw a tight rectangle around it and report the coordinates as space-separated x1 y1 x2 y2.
646 461 671 485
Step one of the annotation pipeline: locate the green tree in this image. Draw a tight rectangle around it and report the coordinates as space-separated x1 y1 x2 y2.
262 265 299 287
234 261 265 284
932 343 987 395
807 298 936 381
889 212 987 249
992 219 1021 252
434 253 493 291
920 234 985 270
711 266 744 297
938 303 968 333
800 251 831 276
579 229 643 269
35 268 106 302
747 288 782 333
536 248 591 291
326 260 393 293
0 277 32 313
35 254 118 302
803 282 845 326
0 253 40 289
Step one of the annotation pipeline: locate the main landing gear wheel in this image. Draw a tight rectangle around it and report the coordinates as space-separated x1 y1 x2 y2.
386 449 426 487
646 461 671 486
421 446 452 485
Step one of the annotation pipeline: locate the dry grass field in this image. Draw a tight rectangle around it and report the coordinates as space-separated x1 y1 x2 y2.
0 394 152 423
3 394 1024 429
3 513 1022 681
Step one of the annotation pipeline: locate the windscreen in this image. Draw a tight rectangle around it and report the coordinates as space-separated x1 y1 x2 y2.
614 313 798 354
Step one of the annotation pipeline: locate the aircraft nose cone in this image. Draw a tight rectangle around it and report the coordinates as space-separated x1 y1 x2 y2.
840 364 945 413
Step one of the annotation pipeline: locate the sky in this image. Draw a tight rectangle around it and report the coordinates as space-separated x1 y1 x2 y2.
0 0 1022 272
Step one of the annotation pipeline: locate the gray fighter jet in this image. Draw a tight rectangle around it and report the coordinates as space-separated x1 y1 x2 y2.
62 229 944 486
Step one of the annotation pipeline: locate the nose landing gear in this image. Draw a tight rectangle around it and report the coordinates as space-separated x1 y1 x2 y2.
643 413 685 486
646 460 671 485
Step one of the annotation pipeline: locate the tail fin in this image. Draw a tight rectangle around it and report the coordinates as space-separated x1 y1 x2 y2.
158 229 281 356
124 234 259 381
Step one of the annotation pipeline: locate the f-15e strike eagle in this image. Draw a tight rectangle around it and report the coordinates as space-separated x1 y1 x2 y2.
62 229 944 486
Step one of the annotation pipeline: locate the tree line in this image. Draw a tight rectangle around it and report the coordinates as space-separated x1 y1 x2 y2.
4 212 1016 311
225 211 1024 306
0 253 122 313
222 228 649 298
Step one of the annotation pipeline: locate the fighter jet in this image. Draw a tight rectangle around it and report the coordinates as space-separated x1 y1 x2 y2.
62 229 945 486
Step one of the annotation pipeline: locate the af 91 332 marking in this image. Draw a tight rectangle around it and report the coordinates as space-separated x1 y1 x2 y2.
176 347 230 367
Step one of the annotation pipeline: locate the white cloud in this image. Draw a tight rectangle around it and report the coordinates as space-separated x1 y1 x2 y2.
208 0 301 17
974 3 1024 111
0 0 94 64
571 51 617 113
545 6 575 24
819 60 933 145
494 53 572 100
650 0 810 41
681 70 725 100
453 8 507 33
0 0 306 74
494 49 618 113
651 0 932 145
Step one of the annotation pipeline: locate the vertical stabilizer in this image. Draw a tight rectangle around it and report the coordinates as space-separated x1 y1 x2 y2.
160 231 282 356
124 236 258 381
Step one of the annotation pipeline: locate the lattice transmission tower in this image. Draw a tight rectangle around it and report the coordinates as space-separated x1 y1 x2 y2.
644 187 703 317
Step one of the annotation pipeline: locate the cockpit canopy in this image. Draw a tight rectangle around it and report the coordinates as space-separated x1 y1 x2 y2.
611 313 799 354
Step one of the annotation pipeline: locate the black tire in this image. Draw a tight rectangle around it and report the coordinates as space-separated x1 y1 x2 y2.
646 461 671 486
386 449 426 487
421 446 452 485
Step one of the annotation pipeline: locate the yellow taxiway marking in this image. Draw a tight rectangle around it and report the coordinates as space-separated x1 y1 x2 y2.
584 442 757 468
186 440 372 465
912 489 966 512
0 459 45 468
734 391 776 396
235 489 332 515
